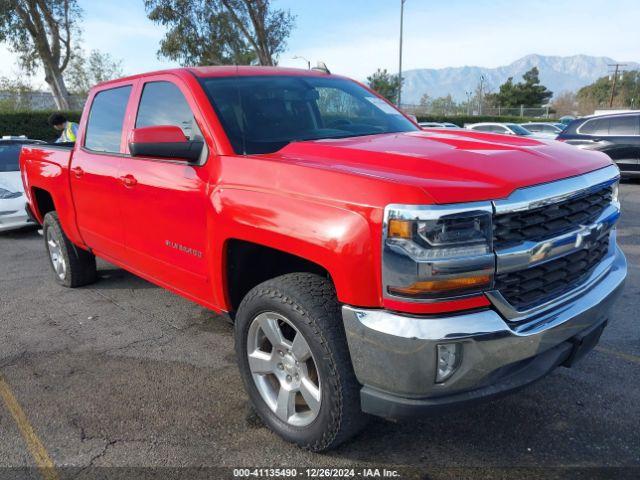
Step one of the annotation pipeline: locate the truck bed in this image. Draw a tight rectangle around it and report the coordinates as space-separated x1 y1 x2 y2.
19 143 79 240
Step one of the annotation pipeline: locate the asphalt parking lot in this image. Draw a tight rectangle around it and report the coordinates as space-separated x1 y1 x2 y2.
1 184 639 480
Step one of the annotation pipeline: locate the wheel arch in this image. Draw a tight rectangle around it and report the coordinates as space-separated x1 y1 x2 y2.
225 240 332 312
213 189 382 314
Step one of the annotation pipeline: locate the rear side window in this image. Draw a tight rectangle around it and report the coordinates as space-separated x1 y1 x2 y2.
84 86 132 153
136 81 202 140
608 115 639 135
579 118 609 135
0 143 21 172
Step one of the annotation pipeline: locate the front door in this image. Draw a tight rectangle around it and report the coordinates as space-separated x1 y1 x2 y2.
71 85 133 260
119 79 210 301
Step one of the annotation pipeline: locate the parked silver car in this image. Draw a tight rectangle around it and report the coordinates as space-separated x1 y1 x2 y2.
0 137 43 232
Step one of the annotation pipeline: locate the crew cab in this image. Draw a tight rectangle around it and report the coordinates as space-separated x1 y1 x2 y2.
20 67 626 451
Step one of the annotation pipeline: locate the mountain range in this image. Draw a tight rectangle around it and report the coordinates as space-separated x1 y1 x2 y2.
401 54 640 104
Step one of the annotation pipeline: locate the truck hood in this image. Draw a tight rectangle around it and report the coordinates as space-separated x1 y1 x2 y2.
272 130 612 203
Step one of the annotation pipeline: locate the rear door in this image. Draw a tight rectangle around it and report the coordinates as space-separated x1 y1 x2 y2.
71 84 133 260
119 77 211 301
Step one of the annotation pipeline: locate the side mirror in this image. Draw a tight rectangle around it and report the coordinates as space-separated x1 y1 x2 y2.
129 125 204 162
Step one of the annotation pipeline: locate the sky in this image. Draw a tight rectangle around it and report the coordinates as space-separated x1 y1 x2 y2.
1 0 639 86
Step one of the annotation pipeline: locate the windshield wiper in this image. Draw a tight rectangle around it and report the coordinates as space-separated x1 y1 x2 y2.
293 131 387 143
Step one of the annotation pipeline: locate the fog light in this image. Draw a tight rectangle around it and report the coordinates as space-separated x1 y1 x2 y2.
436 343 461 383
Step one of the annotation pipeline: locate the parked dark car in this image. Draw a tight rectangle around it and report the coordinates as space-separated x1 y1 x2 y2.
557 112 640 176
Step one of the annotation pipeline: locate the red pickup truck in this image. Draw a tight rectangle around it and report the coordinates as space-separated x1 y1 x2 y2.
20 67 626 451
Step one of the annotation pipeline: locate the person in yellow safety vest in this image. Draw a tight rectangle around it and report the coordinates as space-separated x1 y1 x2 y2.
48 113 79 143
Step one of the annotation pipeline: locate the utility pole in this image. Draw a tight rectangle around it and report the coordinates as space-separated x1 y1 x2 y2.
397 0 406 108
608 63 627 108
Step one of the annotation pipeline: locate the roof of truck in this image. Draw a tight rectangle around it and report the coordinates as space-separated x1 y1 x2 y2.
95 66 335 89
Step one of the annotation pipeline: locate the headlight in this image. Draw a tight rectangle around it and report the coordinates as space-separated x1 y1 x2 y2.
383 203 495 299
0 188 22 200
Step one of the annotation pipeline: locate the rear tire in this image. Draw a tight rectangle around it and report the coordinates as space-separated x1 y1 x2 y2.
43 212 97 288
235 273 367 452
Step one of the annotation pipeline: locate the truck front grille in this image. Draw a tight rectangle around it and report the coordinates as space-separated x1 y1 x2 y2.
493 185 613 249
494 233 610 311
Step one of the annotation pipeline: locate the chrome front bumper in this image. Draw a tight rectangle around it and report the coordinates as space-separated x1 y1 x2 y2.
342 245 627 418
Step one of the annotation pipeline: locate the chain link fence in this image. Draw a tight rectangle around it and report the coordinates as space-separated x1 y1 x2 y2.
402 104 552 119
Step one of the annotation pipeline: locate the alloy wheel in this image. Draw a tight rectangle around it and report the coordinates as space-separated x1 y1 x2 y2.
246 312 322 427
46 229 66 280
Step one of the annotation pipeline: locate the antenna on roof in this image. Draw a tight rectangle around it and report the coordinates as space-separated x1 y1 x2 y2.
312 61 331 74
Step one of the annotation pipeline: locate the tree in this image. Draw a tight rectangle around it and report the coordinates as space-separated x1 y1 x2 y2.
0 72 36 111
519 67 553 107
551 91 577 117
485 77 517 107
576 70 640 114
429 95 456 116
66 48 123 96
367 69 401 103
144 0 295 66
485 67 553 108
0 0 81 110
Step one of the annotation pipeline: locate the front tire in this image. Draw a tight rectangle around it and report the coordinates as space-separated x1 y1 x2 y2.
43 212 97 287
235 273 367 451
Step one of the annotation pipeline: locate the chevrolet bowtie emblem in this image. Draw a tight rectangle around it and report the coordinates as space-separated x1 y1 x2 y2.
575 223 603 249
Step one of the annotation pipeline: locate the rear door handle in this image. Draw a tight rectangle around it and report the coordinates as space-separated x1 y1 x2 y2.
71 166 84 178
119 174 138 187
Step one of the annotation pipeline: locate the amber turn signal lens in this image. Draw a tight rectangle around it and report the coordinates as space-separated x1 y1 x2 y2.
388 219 413 239
388 275 491 296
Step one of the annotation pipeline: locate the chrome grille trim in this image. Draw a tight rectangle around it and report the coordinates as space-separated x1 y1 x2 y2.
487 231 617 321
493 165 620 215
489 165 621 321
495 204 620 274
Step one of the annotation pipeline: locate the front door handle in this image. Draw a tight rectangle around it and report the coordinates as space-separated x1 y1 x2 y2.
119 174 138 187
71 166 84 178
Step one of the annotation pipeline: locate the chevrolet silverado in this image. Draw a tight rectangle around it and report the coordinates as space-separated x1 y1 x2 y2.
20 67 626 451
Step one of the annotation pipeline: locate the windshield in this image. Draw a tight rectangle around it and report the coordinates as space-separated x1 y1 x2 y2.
201 75 418 154
0 143 22 172
506 124 533 136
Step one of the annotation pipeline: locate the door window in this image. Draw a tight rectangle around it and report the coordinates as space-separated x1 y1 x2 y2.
136 81 202 141
579 118 609 135
84 86 132 153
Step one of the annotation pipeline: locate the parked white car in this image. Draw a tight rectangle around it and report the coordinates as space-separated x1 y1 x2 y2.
520 122 565 136
466 122 553 140
419 122 459 129
0 137 42 232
